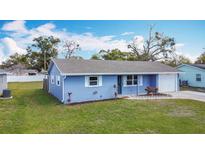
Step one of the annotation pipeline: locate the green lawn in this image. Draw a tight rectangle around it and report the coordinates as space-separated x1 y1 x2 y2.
0 82 205 134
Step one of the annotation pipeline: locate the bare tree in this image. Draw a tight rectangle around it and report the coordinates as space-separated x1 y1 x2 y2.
63 41 80 59
163 54 191 67
128 25 176 61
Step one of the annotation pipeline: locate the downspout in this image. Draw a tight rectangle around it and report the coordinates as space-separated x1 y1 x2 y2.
158 74 160 93
61 76 66 103
137 75 139 96
48 75 50 93
175 73 178 92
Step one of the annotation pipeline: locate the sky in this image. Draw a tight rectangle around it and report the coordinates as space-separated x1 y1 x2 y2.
0 20 205 63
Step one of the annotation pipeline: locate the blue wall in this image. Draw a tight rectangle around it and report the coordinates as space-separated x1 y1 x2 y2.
64 75 117 103
63 74 157 104
178 65 205 88
140 75 157 94
49 64 64 102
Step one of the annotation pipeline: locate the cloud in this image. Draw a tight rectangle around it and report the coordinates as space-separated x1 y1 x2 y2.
133 35 144 44
0 37 27 64
34 23 56 35
174 43 197 62
121 32 134 36
100 35 115 41
68 33 127 51
175 43 185 48
1 37 27 55
131 35 144 50
2 20 28 33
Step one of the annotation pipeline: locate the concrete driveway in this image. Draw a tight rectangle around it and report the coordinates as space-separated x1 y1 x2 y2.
126 91 205 102
166 91 205 102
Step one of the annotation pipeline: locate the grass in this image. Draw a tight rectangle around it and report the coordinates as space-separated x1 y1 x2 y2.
0 82 205 134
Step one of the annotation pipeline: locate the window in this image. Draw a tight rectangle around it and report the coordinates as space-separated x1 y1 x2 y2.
196 74 201 82
89 76 98 86
51 75 54 84
126 75 138 86
85 76 102 87
56 76 60 86
28 72 37 76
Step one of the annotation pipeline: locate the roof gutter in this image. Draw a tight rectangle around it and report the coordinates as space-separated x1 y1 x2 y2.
61 71 181 76
61 76 67 103
0 72 11 75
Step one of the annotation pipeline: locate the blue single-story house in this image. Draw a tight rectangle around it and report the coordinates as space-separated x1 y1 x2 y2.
177 64 205 88
48 59 179 104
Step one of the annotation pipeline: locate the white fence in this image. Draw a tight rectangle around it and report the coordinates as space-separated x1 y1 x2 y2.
7 75 45 82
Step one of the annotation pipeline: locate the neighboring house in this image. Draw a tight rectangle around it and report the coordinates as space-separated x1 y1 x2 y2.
6 64 38 76
177 64 205 88
48 59 179 104
0 69 8 95
5 64 45 83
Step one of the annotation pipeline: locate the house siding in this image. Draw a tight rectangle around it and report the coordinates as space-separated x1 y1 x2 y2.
178 65 205 88
0 74 7 94
48 64 63 102
63 74 157 104
64 75 117 103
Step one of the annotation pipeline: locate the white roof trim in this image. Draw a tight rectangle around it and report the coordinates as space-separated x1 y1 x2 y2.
50 59 64 75
61 72 180 76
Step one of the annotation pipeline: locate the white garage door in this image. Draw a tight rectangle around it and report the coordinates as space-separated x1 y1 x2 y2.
159 74 176 92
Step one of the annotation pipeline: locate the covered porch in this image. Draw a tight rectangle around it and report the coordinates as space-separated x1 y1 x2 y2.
117 74 159 96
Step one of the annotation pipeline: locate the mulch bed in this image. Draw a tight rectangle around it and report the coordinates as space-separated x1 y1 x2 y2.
139 93 172 97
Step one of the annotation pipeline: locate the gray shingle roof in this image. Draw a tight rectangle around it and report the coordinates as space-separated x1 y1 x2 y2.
52 58 179 75
190 64 205 70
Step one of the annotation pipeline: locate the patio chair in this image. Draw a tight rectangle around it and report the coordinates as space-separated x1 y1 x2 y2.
145 86 158 95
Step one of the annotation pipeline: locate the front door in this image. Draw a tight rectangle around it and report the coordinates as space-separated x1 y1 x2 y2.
117 76 122 94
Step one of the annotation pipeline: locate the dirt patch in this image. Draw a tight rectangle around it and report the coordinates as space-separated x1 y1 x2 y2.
155 101 177 107
168 106 195 117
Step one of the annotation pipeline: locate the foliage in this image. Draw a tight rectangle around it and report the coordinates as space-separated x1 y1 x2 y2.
27 36 60 71
162 55 192 67
63 41 80 59
91 53 101 60
128 25 176 61
91 49 138 61
1 82 205 133
195 50 205 64
69 56 84 60
1 53 30 69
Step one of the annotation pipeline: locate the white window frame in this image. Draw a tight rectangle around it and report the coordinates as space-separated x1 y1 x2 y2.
123 75 143 87
123 75 138 86
56 75 60 86
51 75 55 84
85 76 102 87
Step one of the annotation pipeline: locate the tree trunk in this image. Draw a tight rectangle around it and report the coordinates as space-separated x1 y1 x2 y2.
44 50 46 70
